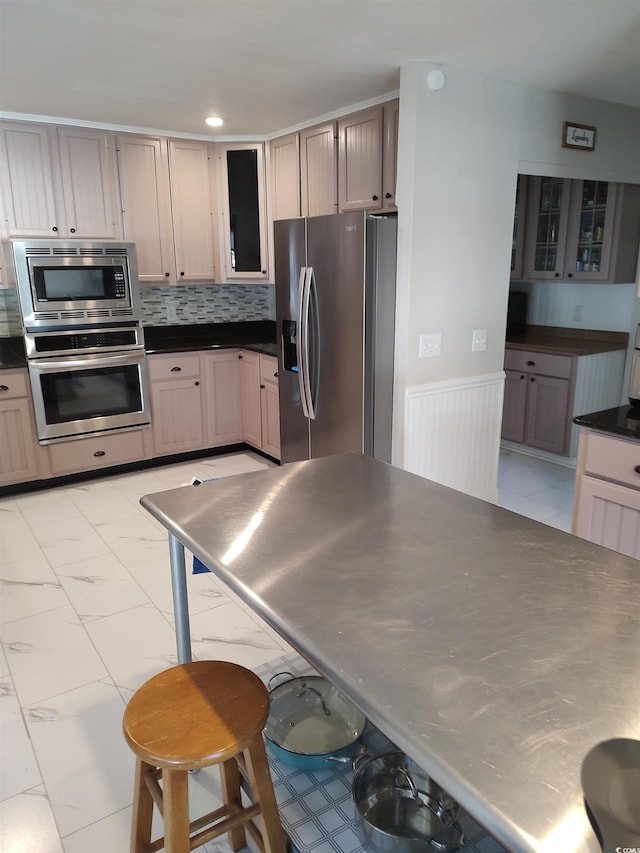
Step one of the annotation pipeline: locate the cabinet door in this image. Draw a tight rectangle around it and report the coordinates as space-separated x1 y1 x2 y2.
168 140 216 283
270 133 301 221
261 380 280 459
300 121 337 217
56 127 121 239
501 369 527 443
201 350 243 446
525 374 570 454
574 475 640 560
0 397 40 486
150 377 204 455
523 176 571 280
510 175 527 280
381 99 399 212
564 180 617 282
338 106 383 213
240 352 262 447
0 121 61 238
116 135 175 284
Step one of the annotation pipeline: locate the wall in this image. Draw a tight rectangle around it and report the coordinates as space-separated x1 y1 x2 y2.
512 280 636 332
0 288 20 336
394 62 640 500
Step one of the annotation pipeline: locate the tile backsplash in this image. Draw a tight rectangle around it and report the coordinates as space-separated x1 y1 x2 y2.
139 284 275 325
0 283 275 336
0 288 20 336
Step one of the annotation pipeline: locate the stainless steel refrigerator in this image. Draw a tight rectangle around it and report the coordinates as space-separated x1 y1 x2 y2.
274 211 397 464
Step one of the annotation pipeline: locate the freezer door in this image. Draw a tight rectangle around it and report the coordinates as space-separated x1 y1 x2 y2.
307 212 366 458
274 218 310 463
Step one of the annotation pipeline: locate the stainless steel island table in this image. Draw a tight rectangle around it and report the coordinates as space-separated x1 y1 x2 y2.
141 453 640 853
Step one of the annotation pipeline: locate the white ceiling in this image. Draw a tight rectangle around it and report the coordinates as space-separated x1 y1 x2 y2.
1 1 639 139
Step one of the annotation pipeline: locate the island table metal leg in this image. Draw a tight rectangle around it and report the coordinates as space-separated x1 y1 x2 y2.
168 533 192 664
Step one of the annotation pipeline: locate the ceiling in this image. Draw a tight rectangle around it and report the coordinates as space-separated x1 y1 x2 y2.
0 1 639 139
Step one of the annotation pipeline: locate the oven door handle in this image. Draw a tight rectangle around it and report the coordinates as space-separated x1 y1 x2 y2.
29 353 144 371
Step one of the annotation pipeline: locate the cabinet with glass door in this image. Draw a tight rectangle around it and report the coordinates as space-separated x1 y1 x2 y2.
522 176 571 280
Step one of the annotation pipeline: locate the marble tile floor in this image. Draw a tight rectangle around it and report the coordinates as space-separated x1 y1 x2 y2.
0 447 574 853
497 447 576 532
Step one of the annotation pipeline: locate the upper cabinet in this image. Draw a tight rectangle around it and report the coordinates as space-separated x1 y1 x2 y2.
117 135 217 285
338 100 398 214
300 121 338 217
521 176 640 284
270 132 301 221
216 143 269 282
0 121 121 240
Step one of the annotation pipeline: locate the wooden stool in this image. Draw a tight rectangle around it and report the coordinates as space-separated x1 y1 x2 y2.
123 660 286 853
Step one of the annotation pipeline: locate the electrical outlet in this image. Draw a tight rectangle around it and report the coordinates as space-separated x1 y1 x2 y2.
167 304 178 323
572 305 583 322
472 329 487 352
419 333 442 358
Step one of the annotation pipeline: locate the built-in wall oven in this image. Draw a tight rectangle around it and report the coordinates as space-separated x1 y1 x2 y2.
4 240 151 444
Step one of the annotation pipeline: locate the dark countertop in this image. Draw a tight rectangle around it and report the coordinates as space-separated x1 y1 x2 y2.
573 405 640 441
0 337 26 369
143 321 277 358
506 325 628 356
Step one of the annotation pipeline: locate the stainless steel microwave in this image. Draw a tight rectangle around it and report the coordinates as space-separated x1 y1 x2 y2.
3 239 142 330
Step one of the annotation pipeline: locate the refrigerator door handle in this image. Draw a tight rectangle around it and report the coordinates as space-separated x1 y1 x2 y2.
306 266 318 420
296 266 310 419
301 265 316 420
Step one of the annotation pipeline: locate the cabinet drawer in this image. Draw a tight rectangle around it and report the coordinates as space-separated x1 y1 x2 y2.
584 431 640 490
148 353 200 381
49 429 145 476
259 355 278 385
0 369 30 399
504 349 572 379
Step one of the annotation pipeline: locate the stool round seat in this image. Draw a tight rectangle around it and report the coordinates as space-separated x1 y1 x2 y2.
124 660 269 769
123 660 285 853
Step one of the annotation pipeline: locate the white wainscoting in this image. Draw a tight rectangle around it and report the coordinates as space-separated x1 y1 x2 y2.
570 349 627 457
404 372 505 503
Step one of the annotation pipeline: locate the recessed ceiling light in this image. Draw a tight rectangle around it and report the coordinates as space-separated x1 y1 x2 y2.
205 116 223 127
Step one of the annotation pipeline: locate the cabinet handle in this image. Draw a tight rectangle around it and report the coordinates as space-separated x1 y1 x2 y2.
520 374 525 380
274 371 278 378
52 226 58 232
634 465 640 475
70 227 76 234
530 377 535 382
238 354 243 359
526 360 535 366
170 366 182 372
385 192 392 199
179 271 184 277
165 272 170 277
260 383 265 389
567 273 573 278
194 381 199 386
262 270 267 275
554 272 559 277
372 195 379 201
94 450 106 457
0 385 9 391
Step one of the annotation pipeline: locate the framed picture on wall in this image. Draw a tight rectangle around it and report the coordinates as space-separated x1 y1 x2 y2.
562 122 596 151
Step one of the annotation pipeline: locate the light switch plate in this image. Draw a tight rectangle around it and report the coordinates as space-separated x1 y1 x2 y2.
419 333 442 358
472 329 487 352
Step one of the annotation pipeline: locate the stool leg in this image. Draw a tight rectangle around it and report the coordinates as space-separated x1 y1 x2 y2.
162 769 190 853
131 758 154 853
244 737 286 853
220 758 247 851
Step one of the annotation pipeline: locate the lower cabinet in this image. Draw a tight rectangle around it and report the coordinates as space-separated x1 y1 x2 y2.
239 351 280 458
502 350 572 455
201 350 243 446
572 429 640 559
0 370 41 486
48 430 146 476
148 353 204 455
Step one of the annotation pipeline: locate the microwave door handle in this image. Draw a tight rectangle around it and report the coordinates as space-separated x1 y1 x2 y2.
296 266 310 419
29 353 143 371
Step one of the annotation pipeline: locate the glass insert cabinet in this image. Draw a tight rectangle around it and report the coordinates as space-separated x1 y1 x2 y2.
522 176 625 283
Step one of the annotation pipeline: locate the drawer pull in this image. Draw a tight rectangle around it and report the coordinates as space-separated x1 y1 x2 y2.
94 450 106 458
274 371 278 378
170 366 182 372
634 465 640 475
0 385 8 391
526 360 535 366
